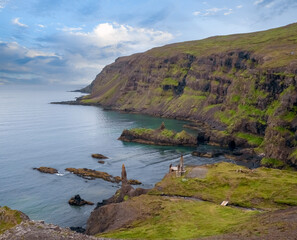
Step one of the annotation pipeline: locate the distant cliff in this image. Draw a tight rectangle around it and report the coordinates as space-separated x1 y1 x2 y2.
80 23 297 168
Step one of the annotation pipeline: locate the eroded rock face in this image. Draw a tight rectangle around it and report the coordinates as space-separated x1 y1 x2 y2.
33 167 58 174
78 24 297 167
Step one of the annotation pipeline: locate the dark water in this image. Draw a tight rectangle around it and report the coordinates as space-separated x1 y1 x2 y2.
0 85 231 228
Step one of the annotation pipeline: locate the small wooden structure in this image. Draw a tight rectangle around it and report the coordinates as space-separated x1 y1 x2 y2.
169 155 186 177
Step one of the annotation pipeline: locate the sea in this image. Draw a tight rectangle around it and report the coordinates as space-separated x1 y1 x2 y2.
0 85 233 228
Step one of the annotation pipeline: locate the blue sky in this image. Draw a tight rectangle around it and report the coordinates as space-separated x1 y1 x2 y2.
0 0 296 85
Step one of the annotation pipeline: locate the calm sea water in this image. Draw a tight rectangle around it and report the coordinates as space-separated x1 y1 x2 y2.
0 85 231 228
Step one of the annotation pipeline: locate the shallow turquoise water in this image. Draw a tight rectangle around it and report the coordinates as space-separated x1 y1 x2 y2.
0 85 230 228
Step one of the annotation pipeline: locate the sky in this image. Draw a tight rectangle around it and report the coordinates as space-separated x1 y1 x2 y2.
0 0 296 86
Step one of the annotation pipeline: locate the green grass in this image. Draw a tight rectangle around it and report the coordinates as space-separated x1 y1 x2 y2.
151 162 297 210
98 195 258 240
236 132 264 146
131 128 154 135
261 158 286 169
0 206 24 234
160 129 175 138
161 78 179 86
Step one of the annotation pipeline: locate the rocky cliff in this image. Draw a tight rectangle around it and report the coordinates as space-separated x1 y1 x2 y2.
80 23 297 167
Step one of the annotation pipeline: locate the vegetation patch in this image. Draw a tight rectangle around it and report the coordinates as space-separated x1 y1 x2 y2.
98 195 257 240
261 158 286 169
161 78 179 86
0 206 26 234
151 162 297 210
236 132 264 146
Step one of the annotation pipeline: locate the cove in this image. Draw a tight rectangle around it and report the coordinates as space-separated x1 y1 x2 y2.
0 85 232 228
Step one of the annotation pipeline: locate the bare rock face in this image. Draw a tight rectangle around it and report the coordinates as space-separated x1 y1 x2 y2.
68 195 94 206
33 167 58 174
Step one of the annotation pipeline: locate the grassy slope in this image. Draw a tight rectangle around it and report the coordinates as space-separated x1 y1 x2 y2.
151 162 297 210
96 162 297 239
98 195 258 240
150 23 297 67
82 23 297 166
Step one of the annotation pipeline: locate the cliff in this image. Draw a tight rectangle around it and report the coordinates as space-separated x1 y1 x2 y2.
79 23 297 167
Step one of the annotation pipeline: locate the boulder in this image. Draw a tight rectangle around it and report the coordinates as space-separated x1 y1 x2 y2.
91 154 108 159
68 195 94 206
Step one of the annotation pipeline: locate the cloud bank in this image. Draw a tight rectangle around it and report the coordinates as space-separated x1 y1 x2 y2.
0 22 174 85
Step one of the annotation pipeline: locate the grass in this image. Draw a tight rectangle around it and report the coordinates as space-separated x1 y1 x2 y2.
160 129 175 138
261 158 286 169
236 132 264 146
131 128 154 135
0 206 24 234
161 78 179 86
151 162 297 210
98 195 258 240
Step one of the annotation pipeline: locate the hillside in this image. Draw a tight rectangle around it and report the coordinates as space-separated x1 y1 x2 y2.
79 23 297 167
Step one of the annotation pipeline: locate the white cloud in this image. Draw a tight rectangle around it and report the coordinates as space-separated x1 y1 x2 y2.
236 5 243 9
224 9 233 15
0 23 174 85
193 7 228 16
12 18 28 28
0 0 10 9
37 24 45 28
254 0 264 5
59 26 83 32
62 22 174 51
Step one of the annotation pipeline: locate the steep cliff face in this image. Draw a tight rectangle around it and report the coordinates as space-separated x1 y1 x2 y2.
81 23 297 167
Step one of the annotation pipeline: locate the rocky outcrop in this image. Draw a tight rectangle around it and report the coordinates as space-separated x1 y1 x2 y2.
74 23 297 168
68 195 94 206
65 167 119 182
86 164 148 235
91 154 108 159
33 167 58 174
65 167 142 185
118 124 197 147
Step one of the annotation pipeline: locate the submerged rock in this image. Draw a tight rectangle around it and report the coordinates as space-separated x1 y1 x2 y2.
68 195 94 206
97 160 105 164
91 153 108 159
33 167 58 174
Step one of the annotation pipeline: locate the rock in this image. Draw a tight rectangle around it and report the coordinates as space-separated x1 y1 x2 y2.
69 227 86 234
97 160 105 164
68 195 94 206
65 167 121 183
33 167 58 174
86 165 149 235
159 122 166 130
121 164 127 185
118 127 197 147
91 154 108 159
128 179 142 185
192 151 224 158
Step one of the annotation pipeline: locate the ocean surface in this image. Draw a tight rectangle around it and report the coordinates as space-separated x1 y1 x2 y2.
0 85 232 228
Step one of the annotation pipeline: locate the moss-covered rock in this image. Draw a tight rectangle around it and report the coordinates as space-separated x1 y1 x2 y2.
118 124 197 146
